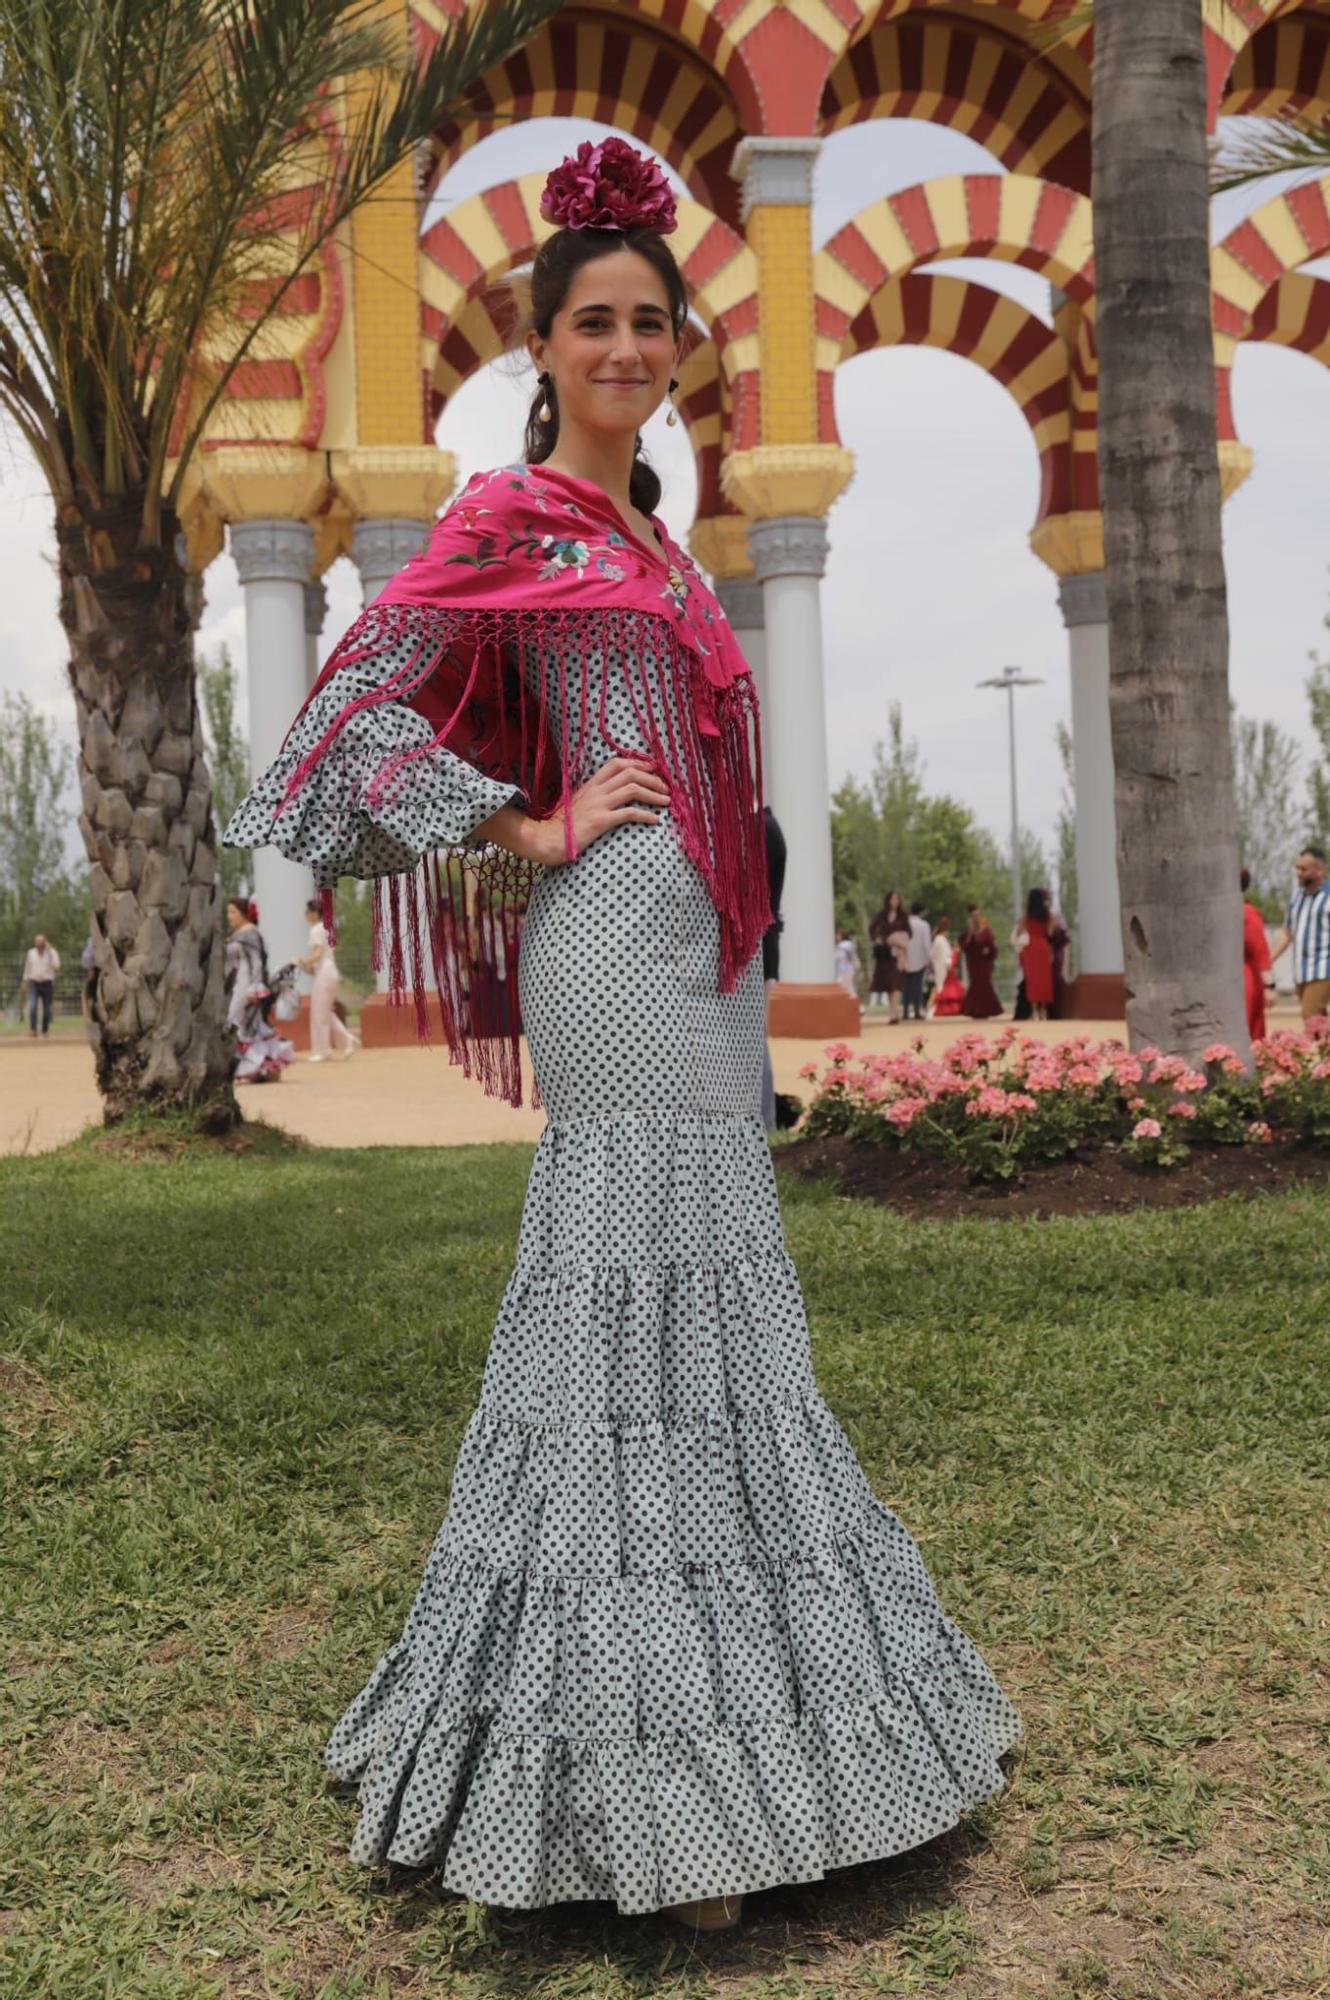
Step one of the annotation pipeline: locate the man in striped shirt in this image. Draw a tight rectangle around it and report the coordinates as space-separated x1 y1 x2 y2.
1272 846 1330 1022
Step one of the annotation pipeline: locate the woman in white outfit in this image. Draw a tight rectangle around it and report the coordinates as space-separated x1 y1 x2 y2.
299 896 358 1062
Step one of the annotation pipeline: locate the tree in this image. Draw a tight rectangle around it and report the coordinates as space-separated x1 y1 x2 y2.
1231 709 1302 912
198 647 251 911
1093 0 1250 1060
829 706 1050 998
1307 653 1330 852
1054 721 1079 949
0 691 74 956
0 0 559 1125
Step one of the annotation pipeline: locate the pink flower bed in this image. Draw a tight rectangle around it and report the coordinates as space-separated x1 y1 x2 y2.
796 1021 1330 1182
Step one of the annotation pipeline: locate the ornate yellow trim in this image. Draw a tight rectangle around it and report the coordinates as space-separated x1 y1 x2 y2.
689 514 755 579
330 445 457 521
721 444 855 520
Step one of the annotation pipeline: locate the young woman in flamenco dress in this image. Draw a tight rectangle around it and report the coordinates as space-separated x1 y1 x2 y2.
226 140 1020 1934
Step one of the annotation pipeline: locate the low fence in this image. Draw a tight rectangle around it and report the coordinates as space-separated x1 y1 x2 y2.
1 955 87 1021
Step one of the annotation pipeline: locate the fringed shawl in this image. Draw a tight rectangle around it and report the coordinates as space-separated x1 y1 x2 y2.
262 461 770 1107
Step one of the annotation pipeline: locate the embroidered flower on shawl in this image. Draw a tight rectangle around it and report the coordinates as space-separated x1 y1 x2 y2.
538 537 592 579
540 137 678 235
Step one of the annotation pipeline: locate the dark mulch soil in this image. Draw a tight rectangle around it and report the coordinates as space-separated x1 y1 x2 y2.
777 1131 1330 1221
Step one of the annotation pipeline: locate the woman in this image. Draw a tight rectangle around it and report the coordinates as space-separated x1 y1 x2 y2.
223 897 295 1083
929 913 964 1017
225 141 1018 1931
834 925 861 1000
297 896 358 1063
1012 887 1055 1023
1241 867 1273 1043
868 890 909 1017
961 905 1003 1019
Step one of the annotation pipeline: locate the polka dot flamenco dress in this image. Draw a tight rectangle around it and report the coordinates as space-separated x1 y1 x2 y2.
230 614 1022 1917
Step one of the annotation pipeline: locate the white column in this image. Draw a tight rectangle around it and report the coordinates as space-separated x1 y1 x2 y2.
230 519 316 972
353 517 430 604
1059 571 1123 977
353 518 435 993
748 516 835 984
303 579 327 688
714 576 770 784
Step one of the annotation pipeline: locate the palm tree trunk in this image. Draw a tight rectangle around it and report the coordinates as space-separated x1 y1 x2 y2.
58 496 238 1128
1093 0 1252 1060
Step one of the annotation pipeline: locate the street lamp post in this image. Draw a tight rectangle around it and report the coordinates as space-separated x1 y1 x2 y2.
977 665 1043 937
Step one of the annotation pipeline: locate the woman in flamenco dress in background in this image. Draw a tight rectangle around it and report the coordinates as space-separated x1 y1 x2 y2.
961 906 1003 1019
225 141 1020 1934
930 915 966 1018
1012 888 1055 1022
1241 868 1273 1043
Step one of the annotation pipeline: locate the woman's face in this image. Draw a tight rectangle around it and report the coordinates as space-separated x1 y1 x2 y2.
527 247 679 446
226 904 246 932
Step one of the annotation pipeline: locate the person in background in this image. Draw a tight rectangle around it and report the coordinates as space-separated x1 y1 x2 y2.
1047 896 1070 1020
961 905 1002 1018
224 897 295 1083
868 890 909 1017
298 896 359 1064
1012 887 1054 1022
930 914 965 1017
1271 845 1330 1023
21 933 60 1037
1240 867 1273 1044
902 901 932 1021
760 804 787 1134
80 935 97 1021
834 926 861 1002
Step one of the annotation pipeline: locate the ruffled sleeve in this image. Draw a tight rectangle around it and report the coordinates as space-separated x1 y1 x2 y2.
223 608 525 885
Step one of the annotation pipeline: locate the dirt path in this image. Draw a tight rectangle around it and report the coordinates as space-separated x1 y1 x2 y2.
0 1013 1136 1156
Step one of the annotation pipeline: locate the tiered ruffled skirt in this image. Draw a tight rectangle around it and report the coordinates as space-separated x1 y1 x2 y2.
324 818 1021 1912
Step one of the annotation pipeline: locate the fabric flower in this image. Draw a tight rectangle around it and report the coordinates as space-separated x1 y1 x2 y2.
540 137 678 234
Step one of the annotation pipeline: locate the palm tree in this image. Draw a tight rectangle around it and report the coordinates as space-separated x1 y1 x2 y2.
0 0 558 1126
1092 0 1251 1059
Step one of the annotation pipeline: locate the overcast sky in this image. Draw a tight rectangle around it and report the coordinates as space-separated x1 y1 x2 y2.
3 115 1328 874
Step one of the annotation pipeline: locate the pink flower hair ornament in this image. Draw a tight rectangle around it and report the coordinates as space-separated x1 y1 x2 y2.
540 137 678 235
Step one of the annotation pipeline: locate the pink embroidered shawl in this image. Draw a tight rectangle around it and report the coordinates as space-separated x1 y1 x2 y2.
280 461 770 1106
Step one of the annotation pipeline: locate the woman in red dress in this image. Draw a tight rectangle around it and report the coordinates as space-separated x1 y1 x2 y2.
1241 867 1273 1043
1013 888 1055 1021
961 905 1003 1018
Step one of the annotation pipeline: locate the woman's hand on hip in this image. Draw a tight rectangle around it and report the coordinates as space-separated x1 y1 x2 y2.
475 758 670 869
543 756 671 864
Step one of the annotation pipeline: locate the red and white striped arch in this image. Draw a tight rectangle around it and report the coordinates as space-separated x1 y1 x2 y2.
836 271 1075 522
412 4 745 229
821 13 1090 193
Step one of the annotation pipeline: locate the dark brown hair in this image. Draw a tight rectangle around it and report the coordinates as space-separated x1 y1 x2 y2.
523 227 687 517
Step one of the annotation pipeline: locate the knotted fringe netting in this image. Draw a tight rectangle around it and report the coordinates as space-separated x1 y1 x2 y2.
275 601 769 1108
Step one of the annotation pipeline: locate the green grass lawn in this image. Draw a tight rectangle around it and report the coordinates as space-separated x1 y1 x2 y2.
2 1139 1327 2000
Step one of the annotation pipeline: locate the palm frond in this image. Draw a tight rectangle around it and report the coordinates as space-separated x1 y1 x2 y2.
0 0 563 534
1210 114 1330 193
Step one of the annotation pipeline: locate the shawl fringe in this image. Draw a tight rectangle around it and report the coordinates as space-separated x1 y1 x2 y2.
276 600 769 1109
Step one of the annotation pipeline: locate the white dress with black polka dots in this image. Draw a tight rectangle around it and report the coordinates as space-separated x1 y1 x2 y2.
227 608 1022 1914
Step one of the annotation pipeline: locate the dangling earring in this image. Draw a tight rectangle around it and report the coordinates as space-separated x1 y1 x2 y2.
538 373 553 424
665 375 679 426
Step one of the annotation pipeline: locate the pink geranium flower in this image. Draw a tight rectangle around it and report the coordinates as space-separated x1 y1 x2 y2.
1132 1117 1162 1139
